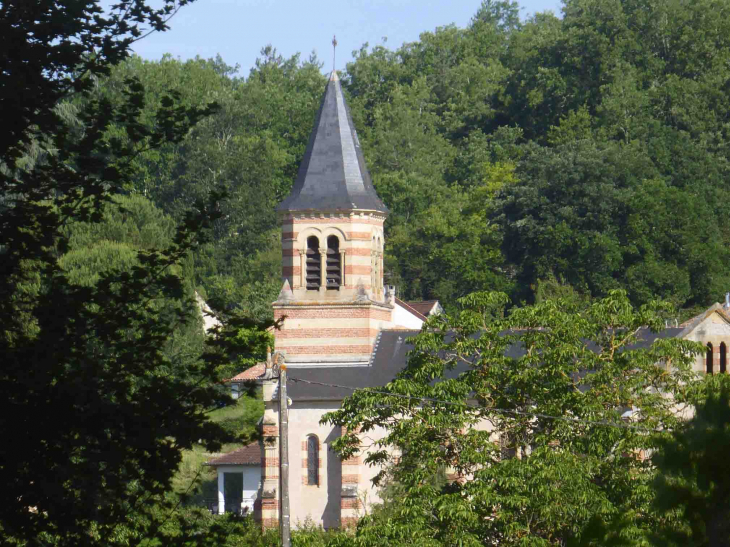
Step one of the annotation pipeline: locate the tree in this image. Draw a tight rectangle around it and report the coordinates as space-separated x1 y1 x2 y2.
325 290 703 546
59 194 210 377
89 50 326 320
650 377 730 546
0 1 257 544
494 138 730 307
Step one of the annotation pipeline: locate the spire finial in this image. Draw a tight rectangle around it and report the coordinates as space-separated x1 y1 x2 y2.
332 35 338 73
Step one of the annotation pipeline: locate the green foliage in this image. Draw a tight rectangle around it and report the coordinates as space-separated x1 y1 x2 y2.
172 395 264 508
6 0 730 541
650 376 730 546
63 0 730 316
533 274 591 308
94 49 325 320
341 0 730 311
212 393 266 440
0 1 270 544
324 290 704 545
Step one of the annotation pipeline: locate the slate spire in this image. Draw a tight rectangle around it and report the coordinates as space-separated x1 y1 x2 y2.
277 71 388 214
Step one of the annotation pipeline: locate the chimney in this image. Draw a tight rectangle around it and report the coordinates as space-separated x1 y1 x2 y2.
385 285 396 305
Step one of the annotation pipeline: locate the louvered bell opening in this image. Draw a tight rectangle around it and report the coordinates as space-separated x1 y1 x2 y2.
326 235 341 290
306 236 321 290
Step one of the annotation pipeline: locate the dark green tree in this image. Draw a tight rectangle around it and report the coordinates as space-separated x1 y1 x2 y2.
0 1 262 544
651 377 730 547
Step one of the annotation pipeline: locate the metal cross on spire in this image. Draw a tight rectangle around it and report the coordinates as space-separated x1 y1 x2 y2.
332 35 338 73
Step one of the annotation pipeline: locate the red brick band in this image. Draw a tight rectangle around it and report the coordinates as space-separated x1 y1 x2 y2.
277 328 380 339
281 266 301 276
286 217 384 226
274 308 392 320
345 265 372 275
341 498 361 509
274 345 373 355
346 233 374 241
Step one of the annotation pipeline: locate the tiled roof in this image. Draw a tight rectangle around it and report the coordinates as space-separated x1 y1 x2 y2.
406 300 440 317
205 442 261 466
277 71 388 214
226 363 265 382
394 297 427 321
286 327 687 402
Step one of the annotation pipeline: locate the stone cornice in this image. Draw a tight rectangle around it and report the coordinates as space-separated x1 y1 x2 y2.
278 210 388 223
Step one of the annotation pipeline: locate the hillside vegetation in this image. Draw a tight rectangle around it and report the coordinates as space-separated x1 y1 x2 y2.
88 0 730 320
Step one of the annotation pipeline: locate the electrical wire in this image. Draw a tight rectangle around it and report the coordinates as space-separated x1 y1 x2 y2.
287 376 668 433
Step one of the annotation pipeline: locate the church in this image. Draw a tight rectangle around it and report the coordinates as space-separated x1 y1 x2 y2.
222 69 435 529
213 70 730 530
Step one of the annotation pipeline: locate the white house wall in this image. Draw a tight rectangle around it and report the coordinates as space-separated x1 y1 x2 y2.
286 402 387 528
392 301 425 330
215 464 261 514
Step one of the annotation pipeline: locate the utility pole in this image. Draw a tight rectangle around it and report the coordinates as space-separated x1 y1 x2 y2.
278 363 291 547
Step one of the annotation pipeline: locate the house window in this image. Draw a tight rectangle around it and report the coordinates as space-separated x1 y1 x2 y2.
306 236 321 290
307 435 319 486
326 236 341 290
721 343 727 374
707 343 714 374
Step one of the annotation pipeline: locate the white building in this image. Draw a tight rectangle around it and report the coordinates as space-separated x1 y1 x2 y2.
205 443 261 516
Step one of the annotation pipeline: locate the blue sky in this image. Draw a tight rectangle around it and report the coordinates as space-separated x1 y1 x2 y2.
121 0 563 77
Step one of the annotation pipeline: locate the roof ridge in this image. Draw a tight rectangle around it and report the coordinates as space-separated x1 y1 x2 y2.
394 296 428 321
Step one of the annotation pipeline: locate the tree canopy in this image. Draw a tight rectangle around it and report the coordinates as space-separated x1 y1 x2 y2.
88 0 730 315
0 1 260 544
325 291 705 546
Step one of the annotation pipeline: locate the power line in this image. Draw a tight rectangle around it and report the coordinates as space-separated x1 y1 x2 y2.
287 376 667 433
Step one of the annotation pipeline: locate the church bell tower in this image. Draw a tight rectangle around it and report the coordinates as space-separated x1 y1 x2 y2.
273 71 393 366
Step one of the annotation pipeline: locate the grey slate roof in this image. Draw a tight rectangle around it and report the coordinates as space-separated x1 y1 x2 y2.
277 71 388 214
286 327 686 401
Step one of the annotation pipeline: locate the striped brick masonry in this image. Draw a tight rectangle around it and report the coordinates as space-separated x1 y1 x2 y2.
278 213 387 300
340 427 361 527
273 300 394 364
273 207 395 366
260 420 279 529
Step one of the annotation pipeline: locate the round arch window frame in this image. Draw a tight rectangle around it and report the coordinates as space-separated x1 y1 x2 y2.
306 434 320 486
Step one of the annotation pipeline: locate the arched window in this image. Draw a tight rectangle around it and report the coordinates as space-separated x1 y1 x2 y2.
721 343 727 374
307 435 319 486
306 236 321 290
707 343 714 375
326 236 341 290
